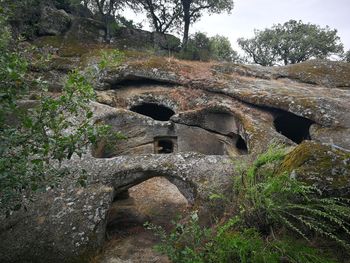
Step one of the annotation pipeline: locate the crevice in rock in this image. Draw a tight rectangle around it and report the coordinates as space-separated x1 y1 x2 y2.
130 102 175 121
110 77 176 89
172 119 232 138
273 111 314 144
172 120 249 155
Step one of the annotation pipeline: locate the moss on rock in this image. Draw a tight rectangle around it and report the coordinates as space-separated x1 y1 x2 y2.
278 141 350 196
276 60 350 89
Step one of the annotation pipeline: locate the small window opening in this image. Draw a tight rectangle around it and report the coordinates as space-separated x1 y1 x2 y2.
158 140 173 153
154 137 177 154
274 112 314 144
130 103 175 121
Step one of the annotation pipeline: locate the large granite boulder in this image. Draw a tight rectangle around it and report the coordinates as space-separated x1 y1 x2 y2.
278 141 350 197
38 6 72 36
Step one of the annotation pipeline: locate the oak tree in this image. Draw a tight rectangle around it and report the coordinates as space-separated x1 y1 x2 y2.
238 20 344 66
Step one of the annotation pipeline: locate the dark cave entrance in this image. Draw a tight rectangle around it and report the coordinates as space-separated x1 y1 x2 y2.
236 135 248 154
130 103 175 121
154 137 177 154
273 112 314 144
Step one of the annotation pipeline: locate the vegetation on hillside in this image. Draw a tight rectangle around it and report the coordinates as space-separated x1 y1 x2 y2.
179 32 239 62
147 144 350 262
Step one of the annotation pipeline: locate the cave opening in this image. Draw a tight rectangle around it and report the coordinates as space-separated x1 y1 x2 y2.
273 112 314 144
236 135 248 154
130 103 175 121
154 137 177 154
106 177 189 239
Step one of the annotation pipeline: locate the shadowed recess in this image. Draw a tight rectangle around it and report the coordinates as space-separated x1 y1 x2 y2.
236 135 248 154
274 112 314 144
130 103 175 121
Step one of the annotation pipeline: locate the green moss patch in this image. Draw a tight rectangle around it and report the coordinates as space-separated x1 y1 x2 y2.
278 141 350 196
278 60 350 88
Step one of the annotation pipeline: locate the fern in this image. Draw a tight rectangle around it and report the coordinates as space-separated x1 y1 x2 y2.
236 143 350 252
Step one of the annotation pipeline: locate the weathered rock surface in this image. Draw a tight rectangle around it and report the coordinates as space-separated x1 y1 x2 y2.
0 146 237 263
2 34 350 262
38 6 72 36
278 141 350 197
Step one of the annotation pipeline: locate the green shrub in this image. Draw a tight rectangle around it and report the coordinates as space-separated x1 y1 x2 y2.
178 32 239 62
147 143 348 262
179 32 212 61
236 144 350 250
146 212 335 263
98 49 125 69
0 14 123 214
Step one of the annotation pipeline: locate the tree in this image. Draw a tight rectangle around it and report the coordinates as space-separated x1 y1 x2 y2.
209 34 238 62
179 32 238 62
238 20 344 66
182 31 211 60
237 29 278 66
344 50 350 63
131 0 233 47
84 0 126 41
132 0 182 33
180 0 233 47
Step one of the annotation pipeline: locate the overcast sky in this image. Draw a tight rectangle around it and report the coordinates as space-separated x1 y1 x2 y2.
124 0 350 53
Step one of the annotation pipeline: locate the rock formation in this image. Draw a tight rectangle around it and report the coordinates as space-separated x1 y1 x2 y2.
1 14 350 263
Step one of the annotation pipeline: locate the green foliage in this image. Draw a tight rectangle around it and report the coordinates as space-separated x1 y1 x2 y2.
145 212 212 263
236 144 350 250
115 14 143 30
98 49 125 69
147 144 348 262
132 0 233 46
146 212 334 263
180 32 211 61
181 0 234 46
237 29 277 66
132 0 182 33
179 32 238 62
209 35 238 62
344 50 350 63
0 15 123 214
1 0 44 39
238 20 344 66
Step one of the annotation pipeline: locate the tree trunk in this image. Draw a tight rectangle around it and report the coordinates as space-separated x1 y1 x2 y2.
105 15 111 43
181 0 191 49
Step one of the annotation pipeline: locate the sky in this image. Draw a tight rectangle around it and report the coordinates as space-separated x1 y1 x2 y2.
123 0 350 54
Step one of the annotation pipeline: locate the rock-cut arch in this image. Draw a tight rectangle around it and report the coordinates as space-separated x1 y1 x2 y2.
112 170 197 203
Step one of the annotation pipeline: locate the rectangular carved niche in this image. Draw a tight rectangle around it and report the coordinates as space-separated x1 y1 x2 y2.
154 136 178 154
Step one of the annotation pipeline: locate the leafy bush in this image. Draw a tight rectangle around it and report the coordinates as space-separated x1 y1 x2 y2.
209 35 239 62
179 32 212 61
236 144 350 249
179 32 238 62
98 49 125 69
0 14 123 214
146 212 335 263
